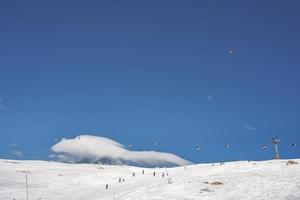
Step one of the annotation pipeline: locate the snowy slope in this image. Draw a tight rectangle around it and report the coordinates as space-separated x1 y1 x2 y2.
0 159 300 200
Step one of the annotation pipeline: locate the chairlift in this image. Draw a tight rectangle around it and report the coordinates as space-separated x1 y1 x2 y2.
228 48 235 54
261 144 267 149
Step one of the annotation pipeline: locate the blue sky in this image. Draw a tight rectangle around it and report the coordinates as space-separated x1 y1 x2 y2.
0 0 300 163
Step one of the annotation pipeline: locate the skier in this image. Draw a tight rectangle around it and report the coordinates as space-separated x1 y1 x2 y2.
132 172 135 177
162 172 165 177
142 170 144 174
153 171 156 176
105 184 108 189
119 178 122 183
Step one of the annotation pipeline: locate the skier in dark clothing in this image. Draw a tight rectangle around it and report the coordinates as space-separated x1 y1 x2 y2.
105 184 108 189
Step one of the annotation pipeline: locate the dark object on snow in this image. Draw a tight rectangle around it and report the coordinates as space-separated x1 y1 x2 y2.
119 178 122 183
210 181 223 185
162 173 165 177
132 172 135 177
105 184 108 189
286 160 298 165
142 170 144 174
153 171 156 176
200 187 213 193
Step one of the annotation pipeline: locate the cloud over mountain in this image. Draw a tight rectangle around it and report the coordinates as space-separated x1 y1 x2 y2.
50 135 192 167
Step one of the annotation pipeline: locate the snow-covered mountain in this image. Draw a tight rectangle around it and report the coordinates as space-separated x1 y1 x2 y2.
1 158 299 200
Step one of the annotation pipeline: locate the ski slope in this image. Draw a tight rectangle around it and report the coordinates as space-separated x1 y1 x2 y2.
0 159 299 200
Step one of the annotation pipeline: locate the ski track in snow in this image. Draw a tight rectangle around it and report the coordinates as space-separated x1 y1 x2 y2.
0 159 300 200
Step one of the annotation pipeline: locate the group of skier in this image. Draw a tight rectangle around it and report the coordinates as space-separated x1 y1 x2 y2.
105 169 169 190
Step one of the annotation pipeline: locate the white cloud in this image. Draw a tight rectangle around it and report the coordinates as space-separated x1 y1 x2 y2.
245 125 256 131
12 150 23 157
50 135 192 167
207 94 213 101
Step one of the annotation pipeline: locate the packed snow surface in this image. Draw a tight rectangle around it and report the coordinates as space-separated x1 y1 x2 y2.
0 159 300 200
50 135 192 167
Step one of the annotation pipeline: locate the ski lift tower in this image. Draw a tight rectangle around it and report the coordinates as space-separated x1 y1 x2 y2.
272 137 280 159
18 170 31 200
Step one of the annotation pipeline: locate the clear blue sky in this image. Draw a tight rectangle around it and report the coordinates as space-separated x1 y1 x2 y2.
0 0 299 163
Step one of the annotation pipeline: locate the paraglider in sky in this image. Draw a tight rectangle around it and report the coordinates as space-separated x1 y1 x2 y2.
128 144 132 149
261 145 267 149
292 143 297 147
228 48 235 54
224 144 230 148
153 141 157 146
195 146 200 151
